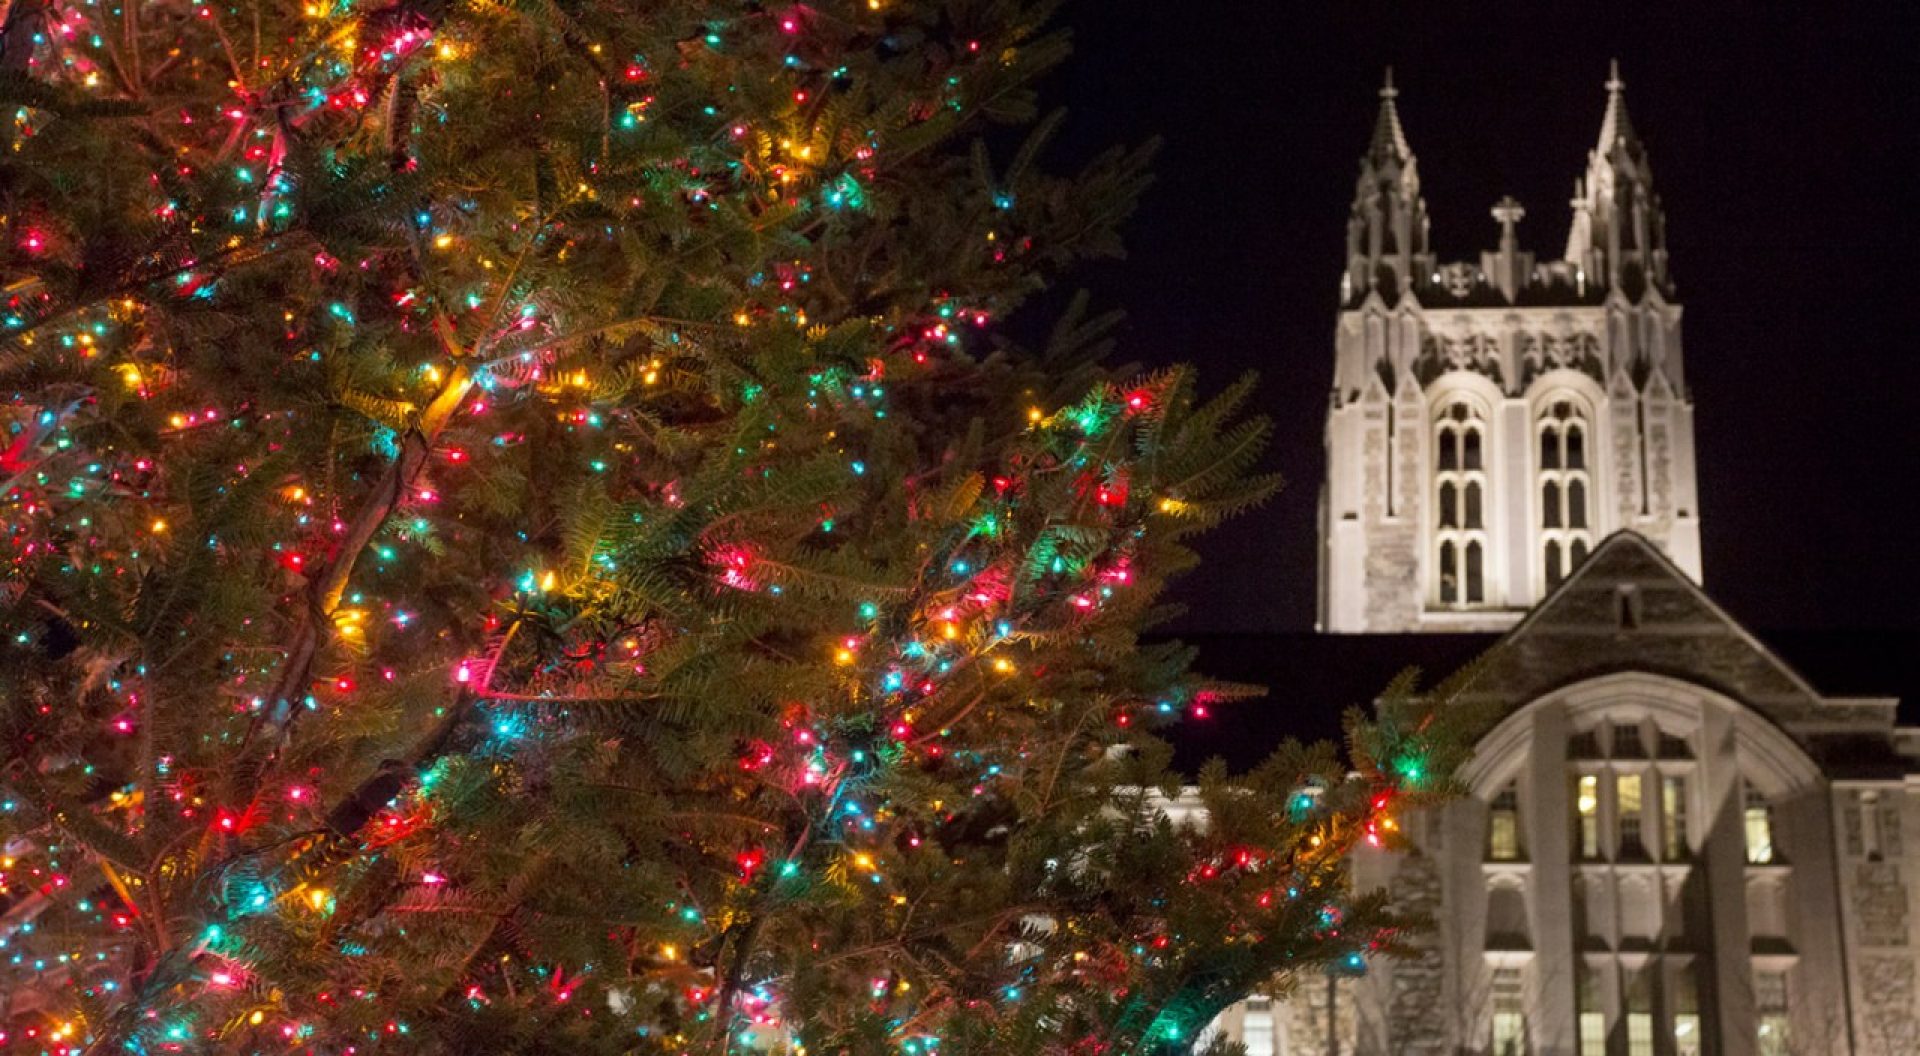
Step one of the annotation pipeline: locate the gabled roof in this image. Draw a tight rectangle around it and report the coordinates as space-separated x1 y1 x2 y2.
1156 533 1915 775
1472 531 1825 722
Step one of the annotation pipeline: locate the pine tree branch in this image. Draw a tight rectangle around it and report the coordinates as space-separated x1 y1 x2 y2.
0 0 49 74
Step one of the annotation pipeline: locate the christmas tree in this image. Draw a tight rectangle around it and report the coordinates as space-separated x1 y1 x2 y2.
0 0 1473 1052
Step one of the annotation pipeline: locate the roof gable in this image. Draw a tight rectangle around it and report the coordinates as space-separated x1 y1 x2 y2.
1469 532 1825 722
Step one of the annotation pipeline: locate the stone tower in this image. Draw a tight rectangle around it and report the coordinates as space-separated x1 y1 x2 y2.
1317 64 1701 634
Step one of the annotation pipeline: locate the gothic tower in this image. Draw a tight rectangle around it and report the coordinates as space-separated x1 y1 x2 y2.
1317 65 1701 634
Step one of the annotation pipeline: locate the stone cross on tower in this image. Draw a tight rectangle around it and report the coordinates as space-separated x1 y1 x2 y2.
1489 196 1527 301
1492 196 1526 250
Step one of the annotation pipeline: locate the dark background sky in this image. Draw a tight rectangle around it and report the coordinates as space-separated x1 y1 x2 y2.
1021 2 1920 640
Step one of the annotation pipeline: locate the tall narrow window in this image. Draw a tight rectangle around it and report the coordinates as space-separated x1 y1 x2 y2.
1745 786 1776 864
1491 968 1526 1056
1537 399 1594 592
1673 966 1702 1056
1625 969 1655 1056
1575 774 1601 860
1618 773 1645 859
1240 996 1275 1056
1662 775 1689 861
1578 966 1606 1056
1489 783 1522 861
1628 1014 1655 1056
1755 971 1790 1056
1433 399 1490 610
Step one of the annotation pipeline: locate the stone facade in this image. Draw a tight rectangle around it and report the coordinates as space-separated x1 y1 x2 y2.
1318 65 1699 634
1215 533 1920 1056
1208 66 1919 1056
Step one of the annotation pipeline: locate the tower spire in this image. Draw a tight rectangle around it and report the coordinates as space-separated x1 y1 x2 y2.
1345 68 1430 304
1595 58 1640 156
1369 66 1413 165
1564 60 1669 298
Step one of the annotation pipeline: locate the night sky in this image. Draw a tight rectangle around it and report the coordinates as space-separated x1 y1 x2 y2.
1019 2 1920 639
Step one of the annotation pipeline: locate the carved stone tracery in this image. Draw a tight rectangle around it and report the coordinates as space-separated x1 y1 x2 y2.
1416 332 1503 386
1520 331 1604 385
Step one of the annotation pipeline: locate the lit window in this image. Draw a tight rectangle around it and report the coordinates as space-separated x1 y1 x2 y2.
1662 775 1689 861
1537 399 1593 592
1755 971 1789 1056
1628 1013 1655 1056
1241 995 1275 1056
1674 1013 1703 1056
1491 967 1526 1056
1489 783 1522 861
1745 786 1775 864
1579 1013 1606 1056
1433 399 1490 609
1575 774 1601 860
1618 773 1645 859
1578 966 1605 1056
1673 965 1702 1056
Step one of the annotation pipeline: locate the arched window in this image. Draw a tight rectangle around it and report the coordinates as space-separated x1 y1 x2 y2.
1432 399 1490 609
1538 399 1595 591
